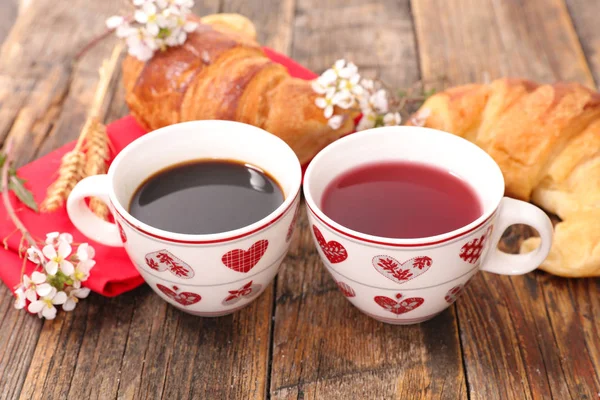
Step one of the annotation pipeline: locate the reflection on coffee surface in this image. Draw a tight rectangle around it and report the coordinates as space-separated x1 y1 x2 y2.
129 159 284 234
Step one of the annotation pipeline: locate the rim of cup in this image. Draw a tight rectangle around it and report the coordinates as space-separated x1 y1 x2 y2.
107 120 302 244
303 126 505 247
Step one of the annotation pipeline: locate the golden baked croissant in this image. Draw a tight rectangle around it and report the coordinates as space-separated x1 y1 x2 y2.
409 79 600 277
122 14 355 165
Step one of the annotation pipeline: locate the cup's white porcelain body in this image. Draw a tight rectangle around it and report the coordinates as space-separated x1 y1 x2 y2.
67 120 302 317
303 126 553 325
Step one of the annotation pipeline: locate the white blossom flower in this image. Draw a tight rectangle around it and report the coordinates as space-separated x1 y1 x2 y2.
63 288 91 312
315 94 336 119
71 260 95 289
331 59 357 79
361 78 375 91
108 0 197 61
356 111 377 131
14 287 26 310
26 247 44 264
45 232 73 246
383 112 402 126
369 89 389 113
328 115 344 130
23 271 52 302
43 241 74 276
410 107 431 127
76 243 95 262
106 15 125 29
27 288 67 320
337 74 363 98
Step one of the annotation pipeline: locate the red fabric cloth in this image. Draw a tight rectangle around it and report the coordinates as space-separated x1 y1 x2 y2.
0 48 318 297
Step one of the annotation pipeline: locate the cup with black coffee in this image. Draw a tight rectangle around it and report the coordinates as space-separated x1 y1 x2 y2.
67 120 302 316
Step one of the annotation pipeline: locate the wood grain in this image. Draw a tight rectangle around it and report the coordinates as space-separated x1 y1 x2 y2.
0 0 18 44
412 0 600 398
221 0 296 54
566 0 600 85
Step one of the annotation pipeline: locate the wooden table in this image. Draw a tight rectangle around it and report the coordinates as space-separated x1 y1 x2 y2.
0 0 599 398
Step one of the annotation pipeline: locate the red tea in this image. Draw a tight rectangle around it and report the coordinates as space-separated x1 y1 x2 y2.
321 161 482 239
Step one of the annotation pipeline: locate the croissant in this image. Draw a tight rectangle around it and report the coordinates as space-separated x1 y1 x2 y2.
409 79 600 277
122 14 355 165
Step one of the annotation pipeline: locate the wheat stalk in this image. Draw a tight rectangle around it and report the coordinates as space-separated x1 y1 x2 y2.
84 118 110 219
40 147 86 212
41 44 122 213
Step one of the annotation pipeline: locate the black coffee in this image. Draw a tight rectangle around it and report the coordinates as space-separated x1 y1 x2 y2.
129 160 284 234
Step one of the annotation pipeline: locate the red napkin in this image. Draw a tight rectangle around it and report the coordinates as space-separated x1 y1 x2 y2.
0 48 317 297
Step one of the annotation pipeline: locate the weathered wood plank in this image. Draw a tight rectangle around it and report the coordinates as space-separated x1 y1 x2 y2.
412 0 600 398
221 0 296 54
114 285 273 399
0 0 18 44
566 0 600 85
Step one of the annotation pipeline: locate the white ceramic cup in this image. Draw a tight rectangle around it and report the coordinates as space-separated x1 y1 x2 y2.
67 120 302 317
303 126 553 325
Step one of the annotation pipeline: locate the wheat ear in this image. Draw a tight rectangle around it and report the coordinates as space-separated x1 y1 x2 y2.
84 118 110 219
41 44 122 213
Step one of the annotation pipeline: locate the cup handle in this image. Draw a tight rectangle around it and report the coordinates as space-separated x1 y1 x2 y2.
480 197 553 275
66 175 124 247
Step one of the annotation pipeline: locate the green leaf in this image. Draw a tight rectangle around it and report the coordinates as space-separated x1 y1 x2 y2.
8 176 38 213
397 90 407 98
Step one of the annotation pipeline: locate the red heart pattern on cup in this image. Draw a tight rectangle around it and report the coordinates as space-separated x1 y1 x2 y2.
335 281 356 297
374 293 424 315
444 285 464 303
156 284 201 306
313 225 348 264
372 255 432 284
222 280 263 305
459 225 493 264
145 250 195 279
221 239 269 273
286 208 300 243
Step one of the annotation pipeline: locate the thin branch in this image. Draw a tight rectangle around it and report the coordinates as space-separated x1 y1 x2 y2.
1 140 42 254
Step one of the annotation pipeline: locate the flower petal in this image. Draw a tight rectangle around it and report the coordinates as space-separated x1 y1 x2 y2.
59 233 73 244
42 244 57 259
324 105 334 119
74 288 91 299
135 9 149 23
36 283 52 297
183 21 198 32
42 306 57 320
31 271 46 284
52 291 67 305
62 299 76 312
142 1 157 16
57 241 72 258
328 115 344 130
315 97 327 109
60 261 75 276
45 261 58 275
28 300 45 314
147 22 160 37
25 289 38 303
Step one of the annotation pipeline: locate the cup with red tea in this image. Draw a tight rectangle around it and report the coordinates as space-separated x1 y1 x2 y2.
67 120 301 316
303 126 553 324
